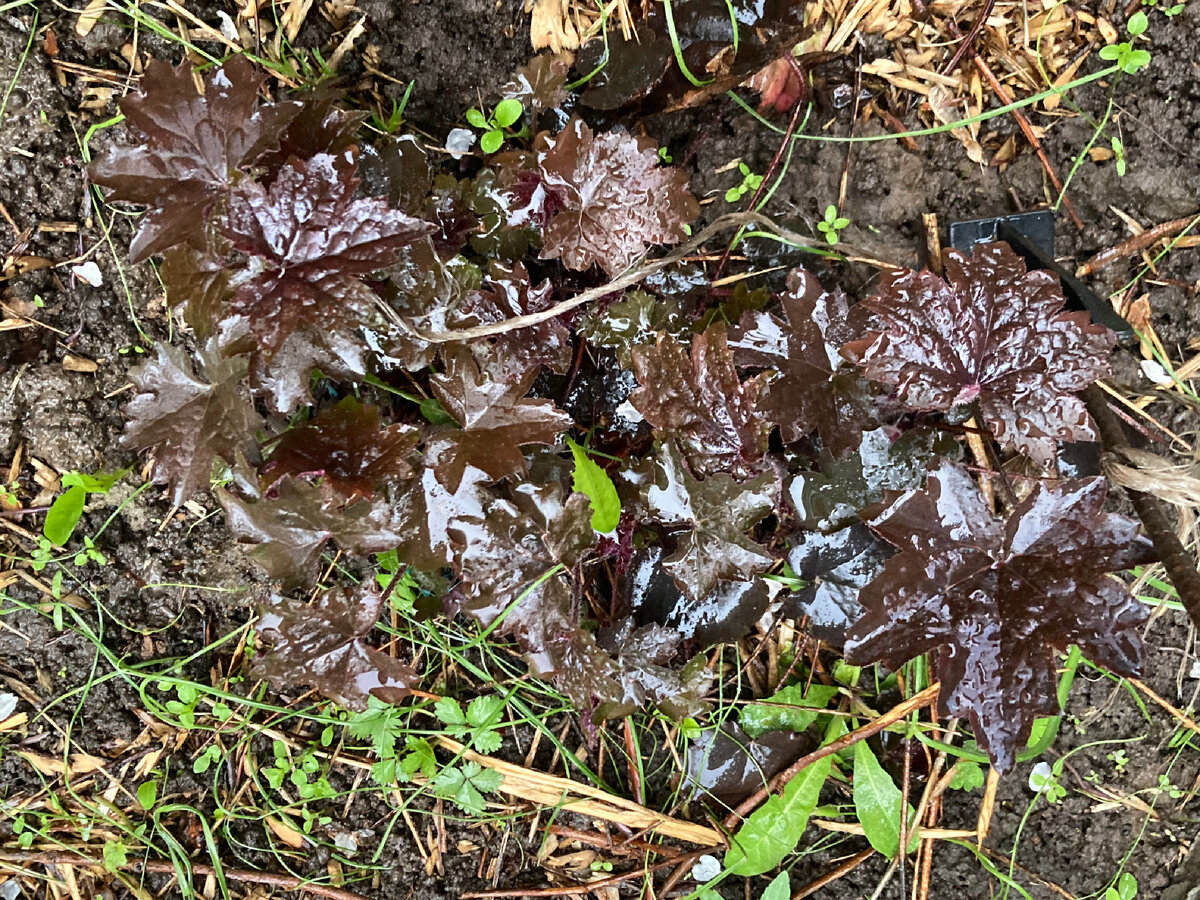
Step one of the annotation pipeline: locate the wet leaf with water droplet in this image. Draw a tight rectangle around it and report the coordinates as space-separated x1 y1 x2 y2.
845 461 1154 771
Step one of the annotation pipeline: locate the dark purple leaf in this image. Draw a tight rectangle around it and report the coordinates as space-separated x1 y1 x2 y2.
783 523 891 644
220 150 434 410
220 479 404 590
160 245 231 340
254 584 417 710
88 56 300 262
844 461 1155 770
457 261 572 380
646 442 777 602
535 118 698 276
428 347 572 490
631 322 770 477
788 427 955 531
580 290 685 368
261 396 419 501
627 546 771 645
123 339 261 507
730 268 872 455
501 54 570 116
842 243 1116 466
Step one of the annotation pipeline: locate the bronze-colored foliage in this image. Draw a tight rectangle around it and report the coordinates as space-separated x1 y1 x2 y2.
844 462 1154 770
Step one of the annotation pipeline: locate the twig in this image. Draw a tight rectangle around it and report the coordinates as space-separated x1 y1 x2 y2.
944 19 1084 230
460 849 707 898
382 212 847 344
940 0 997 77
1085 385 1200 631
722 683 940 828
1129 677 1200 737
0 850 372 900
792 848 875 899
1076 213 1199 277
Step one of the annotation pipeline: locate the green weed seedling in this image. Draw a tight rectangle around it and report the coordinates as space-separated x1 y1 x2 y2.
435 694 506 752
817 204 850 245
1099 11 1152 74
465 99 524 154
43 467 130 549
725 162 763 203
1111 136 1127 176
1106 873 1138 900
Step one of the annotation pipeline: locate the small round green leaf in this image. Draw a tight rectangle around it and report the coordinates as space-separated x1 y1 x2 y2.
480 129 504 155
493 98 523 129
1127 10 1148 34
465 108 488 129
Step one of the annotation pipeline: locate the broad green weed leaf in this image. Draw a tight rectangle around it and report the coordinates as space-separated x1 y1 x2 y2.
480 130 503 155
567 438 620 533
62 467 130 494
853 741 916 858
740 683 839 739
136 781 158 810
44 484 86 547
725 754 831 876
760 873 790 900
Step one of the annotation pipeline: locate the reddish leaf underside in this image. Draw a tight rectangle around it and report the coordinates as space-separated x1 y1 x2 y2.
842 242 1115 466
844 462 1154 770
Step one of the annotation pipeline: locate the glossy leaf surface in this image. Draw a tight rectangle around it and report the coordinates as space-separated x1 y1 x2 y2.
843 243 1115 465
254 584 417 710
844 462 1154 770
535 118 698 276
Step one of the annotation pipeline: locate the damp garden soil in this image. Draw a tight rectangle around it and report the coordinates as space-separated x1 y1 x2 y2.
0 1 1199 898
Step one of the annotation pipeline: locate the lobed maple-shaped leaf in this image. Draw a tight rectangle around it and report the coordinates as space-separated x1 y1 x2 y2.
842 243 1115 466
89 56 300 262
220 150 434 411
844 462 1155 771
501 54 570 116
579 290 685 367
631 322 770 477
124 339 261 507
428 347 572 490
730 268 872 456
646 443 777 602
260 396 419 501
160 245 232 340
534 117 698 276
254 584 417 711
456 261 572 380
220 479 404 590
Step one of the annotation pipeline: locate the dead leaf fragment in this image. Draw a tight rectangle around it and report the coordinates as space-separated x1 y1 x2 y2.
530 0 579 53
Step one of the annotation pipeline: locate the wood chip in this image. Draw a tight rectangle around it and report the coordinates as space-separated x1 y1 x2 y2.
62 354 98 373
530 0 580 53
76 0 107 36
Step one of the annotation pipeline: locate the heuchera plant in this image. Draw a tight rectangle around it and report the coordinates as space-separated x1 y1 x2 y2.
94 56 1153 771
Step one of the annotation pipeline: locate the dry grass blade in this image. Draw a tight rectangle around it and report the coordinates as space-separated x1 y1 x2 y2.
434 737 721 845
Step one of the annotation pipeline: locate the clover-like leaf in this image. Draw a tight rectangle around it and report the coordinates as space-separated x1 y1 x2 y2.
428 347 572 490
842 243 1115 465
261 396 419 501
730 268 872 455
88 56 300 262
254 583 417 710
124 340 261 507
631 322 770 477
844 461 1154 770
220 150 434 410
535 118 698 276
646 443 777 602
